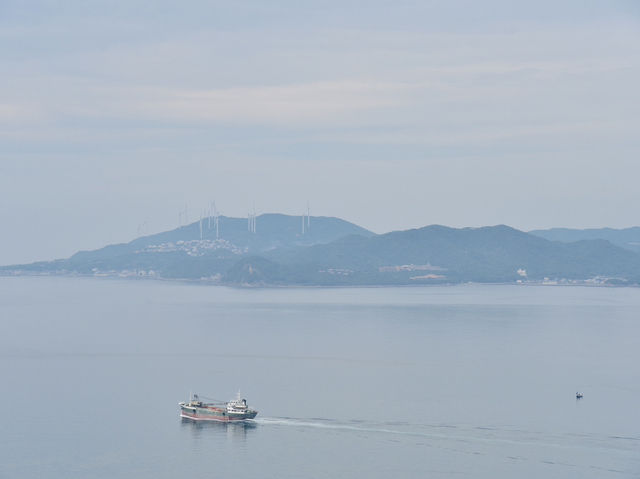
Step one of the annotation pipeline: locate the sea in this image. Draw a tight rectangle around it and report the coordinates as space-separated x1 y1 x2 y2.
0 276 638 478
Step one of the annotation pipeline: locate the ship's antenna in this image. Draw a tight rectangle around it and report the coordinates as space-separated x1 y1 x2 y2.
307 201 310 230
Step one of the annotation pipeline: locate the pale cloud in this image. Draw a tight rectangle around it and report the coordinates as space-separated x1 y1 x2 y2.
72 80 414 125
305 120 629 148
0 103 46 124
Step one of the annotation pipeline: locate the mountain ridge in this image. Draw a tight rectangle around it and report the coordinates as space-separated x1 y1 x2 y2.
530 227 640 254
248 224 640 285
3 217 640 286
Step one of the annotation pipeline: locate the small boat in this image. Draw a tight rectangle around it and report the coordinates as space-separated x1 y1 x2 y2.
179 392 258 422
576 392 583 399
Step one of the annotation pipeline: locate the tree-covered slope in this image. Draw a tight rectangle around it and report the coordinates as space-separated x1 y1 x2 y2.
4 221 640 286
227 225 640 285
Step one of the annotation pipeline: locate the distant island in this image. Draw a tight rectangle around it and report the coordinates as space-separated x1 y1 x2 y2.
2 214 640 286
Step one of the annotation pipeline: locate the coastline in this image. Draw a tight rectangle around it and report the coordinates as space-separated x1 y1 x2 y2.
1 270 636 289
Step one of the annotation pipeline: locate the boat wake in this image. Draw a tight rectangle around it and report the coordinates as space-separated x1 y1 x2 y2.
254 417 542 451
254 416 640 457
255 417 451 439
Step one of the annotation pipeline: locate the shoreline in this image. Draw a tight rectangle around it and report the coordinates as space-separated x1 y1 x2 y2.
1 271 637 290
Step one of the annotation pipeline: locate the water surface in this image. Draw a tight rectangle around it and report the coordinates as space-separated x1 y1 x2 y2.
1 277 638 478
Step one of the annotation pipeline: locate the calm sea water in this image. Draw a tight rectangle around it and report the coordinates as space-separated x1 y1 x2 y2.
0 277 638 478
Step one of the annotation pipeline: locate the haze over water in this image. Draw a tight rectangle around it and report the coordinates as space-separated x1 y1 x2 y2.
1 277 639 478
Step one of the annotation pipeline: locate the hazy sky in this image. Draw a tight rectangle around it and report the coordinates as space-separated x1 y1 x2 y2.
1 0 639 264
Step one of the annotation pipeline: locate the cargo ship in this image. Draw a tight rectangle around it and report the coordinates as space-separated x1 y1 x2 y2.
179 392 258 422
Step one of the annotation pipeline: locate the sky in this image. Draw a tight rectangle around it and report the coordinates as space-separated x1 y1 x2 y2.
1 0 639 264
